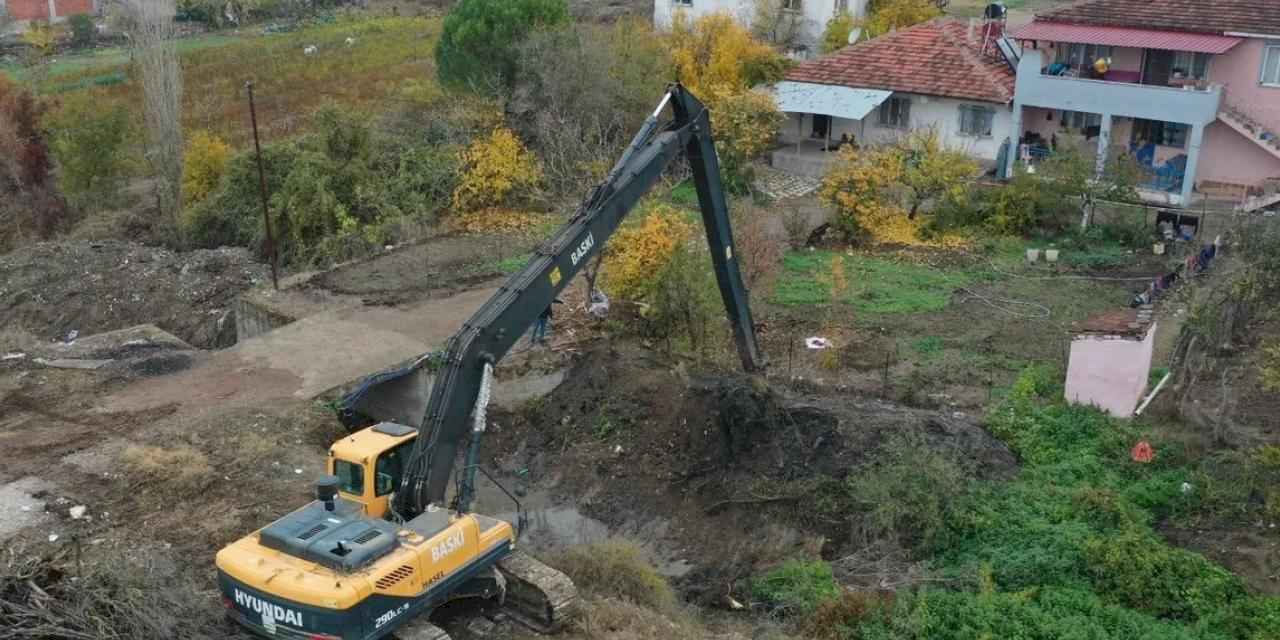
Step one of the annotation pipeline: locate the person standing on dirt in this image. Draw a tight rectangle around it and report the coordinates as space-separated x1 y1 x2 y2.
531 298 563 346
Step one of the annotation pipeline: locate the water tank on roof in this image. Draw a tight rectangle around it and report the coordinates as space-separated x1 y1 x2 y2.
984 2 1007 20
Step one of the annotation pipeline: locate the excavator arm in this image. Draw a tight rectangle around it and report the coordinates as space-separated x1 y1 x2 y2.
350 84 764 519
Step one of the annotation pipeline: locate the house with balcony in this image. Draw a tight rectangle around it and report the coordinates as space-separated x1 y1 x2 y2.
654 0 869 57
1005 0 1280 210
768 18 1018 178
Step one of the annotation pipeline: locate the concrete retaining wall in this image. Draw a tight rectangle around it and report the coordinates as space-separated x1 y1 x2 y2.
234 296 297 343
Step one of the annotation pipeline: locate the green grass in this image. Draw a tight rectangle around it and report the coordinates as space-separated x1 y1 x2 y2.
848 367 1280 639
772 250 972 314
494 253 531 274
9 16 443 148
669 180 698 209
911 335 944 358
2 34 241 83
751 559 841 616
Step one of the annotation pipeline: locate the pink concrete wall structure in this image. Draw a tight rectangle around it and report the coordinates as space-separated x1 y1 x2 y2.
1210 38 1280 133
1197 38 1280 187
1198 120 1280 185
1064 322 1157 418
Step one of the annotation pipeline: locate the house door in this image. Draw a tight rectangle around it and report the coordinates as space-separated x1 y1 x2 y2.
812 114 831 139
1142 50 1173 86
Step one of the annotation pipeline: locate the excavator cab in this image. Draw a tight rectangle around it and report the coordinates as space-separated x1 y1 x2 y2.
327 422 418 520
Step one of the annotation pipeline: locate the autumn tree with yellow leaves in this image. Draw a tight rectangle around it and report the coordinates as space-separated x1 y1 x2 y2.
668 11 789 192
820 144 905 242
452 127 542 212
859 0 941 40
601 203 696 300
820 129 975 246
898 129 980 220
182 131 231 206
669 11 782 99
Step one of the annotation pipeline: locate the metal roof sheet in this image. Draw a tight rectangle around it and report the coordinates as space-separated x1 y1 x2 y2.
1010 22 1243 54
771 81 893 121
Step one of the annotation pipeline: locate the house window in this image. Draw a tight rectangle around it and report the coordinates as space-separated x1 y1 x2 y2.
1133 118 1189 148
1171 51 1209 80
673 0 692 5
959 105 995 137
1056 43 1113 68
1061 110 1102 131
878 97 910 128
782 0 801 10
1263 43 1280 86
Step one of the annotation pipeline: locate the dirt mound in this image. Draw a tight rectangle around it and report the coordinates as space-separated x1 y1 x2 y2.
0 241 266 349
486 344 1017 601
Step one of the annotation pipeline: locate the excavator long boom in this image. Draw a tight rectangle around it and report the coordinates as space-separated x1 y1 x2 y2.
347 84 764 519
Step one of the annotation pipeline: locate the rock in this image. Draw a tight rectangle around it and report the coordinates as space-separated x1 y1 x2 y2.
69 505 87 519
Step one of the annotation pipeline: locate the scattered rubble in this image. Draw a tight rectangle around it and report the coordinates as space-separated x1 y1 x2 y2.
0 241 266 349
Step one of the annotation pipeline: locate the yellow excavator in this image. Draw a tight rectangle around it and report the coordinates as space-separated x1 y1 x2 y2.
215 84 764 640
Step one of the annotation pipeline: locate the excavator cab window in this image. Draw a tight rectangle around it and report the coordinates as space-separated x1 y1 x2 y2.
374 441 411 496
334 460 364 496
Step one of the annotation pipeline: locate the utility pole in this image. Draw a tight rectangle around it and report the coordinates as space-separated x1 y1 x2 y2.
246 81 279 290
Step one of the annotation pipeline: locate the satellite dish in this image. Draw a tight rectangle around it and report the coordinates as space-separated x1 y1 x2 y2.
848 27 862 44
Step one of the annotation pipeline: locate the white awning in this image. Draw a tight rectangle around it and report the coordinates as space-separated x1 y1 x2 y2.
771 81 893 121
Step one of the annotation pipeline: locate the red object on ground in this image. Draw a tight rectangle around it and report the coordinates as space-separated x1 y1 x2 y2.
1131 441 1155 463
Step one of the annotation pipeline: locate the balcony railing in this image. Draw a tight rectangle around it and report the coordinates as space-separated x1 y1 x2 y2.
1016 51 1223 127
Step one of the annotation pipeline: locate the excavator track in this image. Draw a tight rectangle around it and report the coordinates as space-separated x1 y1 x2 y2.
496 550 578 633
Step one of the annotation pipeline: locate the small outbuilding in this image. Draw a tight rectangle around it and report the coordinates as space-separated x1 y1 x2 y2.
1064 307 1156 417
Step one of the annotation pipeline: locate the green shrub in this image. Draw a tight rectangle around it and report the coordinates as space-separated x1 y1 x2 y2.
183 140 301 253
68 14 95 48
897 366 1280 639
46 92 132 211
847 435 970 550
548 540 676 611
807 590 893 639
856 587 1208 640
1083 528 1243 621
1190 450 1263 522
646 241 722 358
751 559 840 616
184 103 460 264
435 0 570 92
1071 486 1147 531
670 180 698 208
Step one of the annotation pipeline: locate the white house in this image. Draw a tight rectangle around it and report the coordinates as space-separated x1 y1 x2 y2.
654 0 869 57
770 18 1020 177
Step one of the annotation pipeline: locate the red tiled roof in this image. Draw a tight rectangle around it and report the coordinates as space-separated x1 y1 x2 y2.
783 19 1016 105
1010 22 1243 54
1036 0 1280 37
1074 308 1153 337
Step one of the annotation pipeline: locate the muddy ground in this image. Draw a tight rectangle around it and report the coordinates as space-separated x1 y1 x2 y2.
481 344 1017 602
2 213 1274 637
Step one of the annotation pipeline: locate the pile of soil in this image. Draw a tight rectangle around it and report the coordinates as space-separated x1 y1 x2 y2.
485 345 1018 599
307 232 533 305
0 241 267 349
